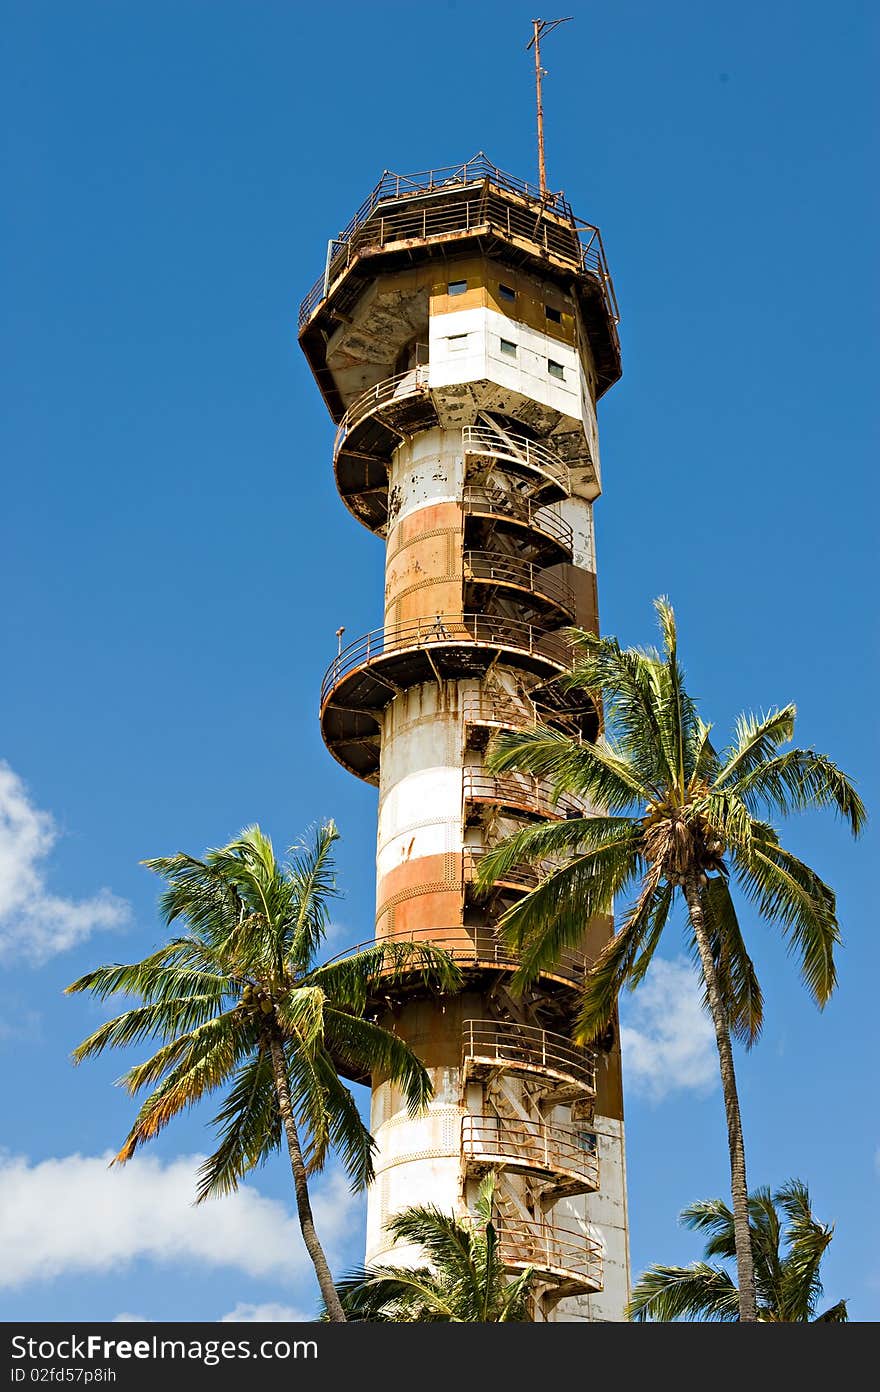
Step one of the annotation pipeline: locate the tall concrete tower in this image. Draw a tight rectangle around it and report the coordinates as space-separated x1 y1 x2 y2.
299 154 628 1320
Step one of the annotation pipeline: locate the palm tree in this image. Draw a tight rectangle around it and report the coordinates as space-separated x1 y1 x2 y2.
628 1180 847 1321
325 1172 534 1321
477 599 865 1322
67 822 462 1322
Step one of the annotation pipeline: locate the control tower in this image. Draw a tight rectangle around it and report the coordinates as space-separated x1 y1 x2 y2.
299 153 629 1320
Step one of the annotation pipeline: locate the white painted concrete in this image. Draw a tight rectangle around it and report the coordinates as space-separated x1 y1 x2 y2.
553 1117 631 1321
558 494 596 573
388 429 463 529
429 306 584 421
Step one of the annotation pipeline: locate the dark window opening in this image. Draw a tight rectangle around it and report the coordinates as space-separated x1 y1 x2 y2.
500 338 517 357
499 283 516 302
545 304 562 323
548 359 565 380
448 279 467 296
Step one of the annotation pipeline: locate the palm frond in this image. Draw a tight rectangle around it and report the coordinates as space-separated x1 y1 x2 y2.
142 853 244 941
729 747 866 835
574 870 672 1042
564 629 678 792
812 1300 848 1323
285 821 341 970
329 1265 456 1322
196 1045 279 1201
485 726 651 811
639 1179 846 1321
388 1204 483 1304
714 707 797 787
475 813 636 893
322 1009 432 1116
498 831 642 993
775 1179 833 1322
274 986 326 1051
114 1009 248 1161
627 1262 740 1322
733 832 839 1006
71 994 231 1064
66 951 230 1005
309 1047 376 1190
309 939 462 1010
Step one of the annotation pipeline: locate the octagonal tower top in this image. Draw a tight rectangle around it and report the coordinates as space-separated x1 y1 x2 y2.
298 152 621 421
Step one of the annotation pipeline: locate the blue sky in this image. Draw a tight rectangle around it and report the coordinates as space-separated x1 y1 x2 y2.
1 0 877 1322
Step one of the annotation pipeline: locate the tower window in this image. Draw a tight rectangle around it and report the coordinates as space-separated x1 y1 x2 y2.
498 283 516 302
447 334 468 351
548 359 565 380
500 338 517 357
447 279 467 296
545 304 562 323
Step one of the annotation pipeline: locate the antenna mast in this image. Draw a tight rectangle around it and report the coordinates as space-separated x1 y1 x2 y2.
527 17 572 199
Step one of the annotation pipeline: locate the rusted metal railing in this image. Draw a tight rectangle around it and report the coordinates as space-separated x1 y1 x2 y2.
320 614 573 707
463 769 586 820
462 847 543 894
462 1115 600 1190
463 550 575 618
298 154 619 336
461 686 539 731
494 1212 603 1289
462 1019 596 1094
333 366 432 464
462 425 571 492
320 925 585 986
462 486 573 553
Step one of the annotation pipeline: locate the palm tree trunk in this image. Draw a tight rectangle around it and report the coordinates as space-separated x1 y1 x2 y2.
267 1030 347 1322
683 874 758 1323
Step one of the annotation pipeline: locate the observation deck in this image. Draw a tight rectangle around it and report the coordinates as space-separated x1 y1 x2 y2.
319 613 587 782
298 153 621 427
462 1114 600 1197
330 368 583 536
462 1019 596 1100
494 1213 603 1295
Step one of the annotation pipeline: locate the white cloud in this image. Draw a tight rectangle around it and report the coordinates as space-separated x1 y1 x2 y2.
113 1305 311 1323
0 761 130 962
619 956 717 1103
0 1151 362 1291
220 1303 310 1323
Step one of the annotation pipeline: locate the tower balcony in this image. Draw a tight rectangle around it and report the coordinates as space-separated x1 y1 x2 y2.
462 684 599 744
330 364 579 535
320 924 586 998
462 486 573 564
463 550 575 624
462 847 544 896
320 613 574 782
462 1115 600 1197
494 1213 603 1295
463 769 586 821
298 155 621 416
461 425 572 498
462 1019 596 1099
331 366 435 533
